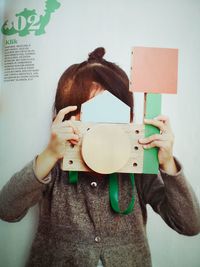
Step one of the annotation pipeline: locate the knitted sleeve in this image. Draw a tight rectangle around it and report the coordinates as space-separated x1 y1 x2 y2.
0 156 53 222
137 157 200 236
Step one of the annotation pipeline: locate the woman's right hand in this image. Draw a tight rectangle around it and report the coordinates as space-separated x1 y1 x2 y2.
47 106 80 160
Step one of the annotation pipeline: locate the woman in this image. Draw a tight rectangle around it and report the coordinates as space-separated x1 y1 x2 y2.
0 47 199 267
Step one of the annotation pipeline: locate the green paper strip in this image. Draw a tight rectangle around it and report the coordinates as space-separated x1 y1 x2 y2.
69 171 78 184
143 93 162 174
109 173 135 215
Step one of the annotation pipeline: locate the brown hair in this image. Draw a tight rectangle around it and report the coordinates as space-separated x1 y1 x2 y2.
53 47 134 122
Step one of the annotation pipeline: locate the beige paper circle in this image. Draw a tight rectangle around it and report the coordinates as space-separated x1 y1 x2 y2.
81 124 131 174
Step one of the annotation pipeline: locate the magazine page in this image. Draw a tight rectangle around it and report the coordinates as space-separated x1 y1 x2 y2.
0 1 199 267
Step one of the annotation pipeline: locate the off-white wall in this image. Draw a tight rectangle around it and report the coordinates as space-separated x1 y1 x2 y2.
0 0 200 266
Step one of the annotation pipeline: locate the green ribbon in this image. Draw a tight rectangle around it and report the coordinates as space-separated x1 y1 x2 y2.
109 173 135 215
69 171 78 184
68 171 135 215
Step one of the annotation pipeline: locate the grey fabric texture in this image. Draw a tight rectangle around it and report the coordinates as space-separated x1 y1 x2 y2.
0 156 200 267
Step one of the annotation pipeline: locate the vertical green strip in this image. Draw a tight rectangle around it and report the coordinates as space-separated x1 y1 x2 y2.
69 171 78 184
143 93 162 174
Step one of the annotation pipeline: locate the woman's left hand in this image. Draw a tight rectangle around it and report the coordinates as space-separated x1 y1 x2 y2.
138 115 178 174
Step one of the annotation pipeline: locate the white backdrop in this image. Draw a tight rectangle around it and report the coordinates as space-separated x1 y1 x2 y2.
0 0 200 266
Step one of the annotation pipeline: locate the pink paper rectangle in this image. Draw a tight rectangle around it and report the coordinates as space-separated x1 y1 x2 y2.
130 47 178 94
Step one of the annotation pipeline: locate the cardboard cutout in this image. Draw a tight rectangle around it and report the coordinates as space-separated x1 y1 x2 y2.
129 47 178 94
81 90 130 123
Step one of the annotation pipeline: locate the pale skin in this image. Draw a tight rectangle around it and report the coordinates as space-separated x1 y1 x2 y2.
34 84 178 180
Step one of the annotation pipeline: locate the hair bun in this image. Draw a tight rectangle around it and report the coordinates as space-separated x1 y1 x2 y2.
88 47 106 61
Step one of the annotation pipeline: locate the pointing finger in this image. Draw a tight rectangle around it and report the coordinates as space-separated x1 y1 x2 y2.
53 106 77 124
144 118 166 132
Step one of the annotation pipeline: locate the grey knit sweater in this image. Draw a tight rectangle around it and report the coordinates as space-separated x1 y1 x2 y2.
0 156 200 267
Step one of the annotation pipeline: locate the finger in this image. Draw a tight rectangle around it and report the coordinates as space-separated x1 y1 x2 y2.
69 139 79 145
154 115 171 127
67 120 79 135
53 106 77 124
142 140 164 149
60 120 75 129
139 134 166 144
60 120 80 135
58 133 80 141
60 120 74 127
68 134 79 141
53 128 74 134
69 120 80 134
52 123 74 134
144 118 166 132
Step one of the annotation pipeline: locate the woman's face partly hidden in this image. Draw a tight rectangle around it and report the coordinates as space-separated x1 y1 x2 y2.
74 81 105 120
